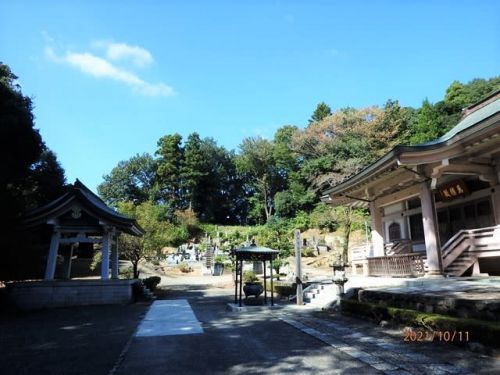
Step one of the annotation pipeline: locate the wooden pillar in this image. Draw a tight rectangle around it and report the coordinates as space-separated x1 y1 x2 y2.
234 256 238 305
263 260 267 305
239 259 243 307
369 200 385 256
44 231 61 280
295 230 303 306
111 236 119 279
420 181 443 276
270 256 274 306
492 185 500 225
472 260 481 276
101 230 111 280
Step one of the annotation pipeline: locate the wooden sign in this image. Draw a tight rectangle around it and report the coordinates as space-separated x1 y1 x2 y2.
294 230 303 306
438 179 469 201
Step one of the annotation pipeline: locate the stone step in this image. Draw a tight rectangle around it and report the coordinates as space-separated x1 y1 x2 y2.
303 283 338 308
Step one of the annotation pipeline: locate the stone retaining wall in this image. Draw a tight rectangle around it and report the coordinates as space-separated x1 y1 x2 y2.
6 279 136 310
358 289 500 321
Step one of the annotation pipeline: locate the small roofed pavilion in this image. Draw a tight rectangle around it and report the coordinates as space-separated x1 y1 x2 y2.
232 245 279 307
23 179 144 280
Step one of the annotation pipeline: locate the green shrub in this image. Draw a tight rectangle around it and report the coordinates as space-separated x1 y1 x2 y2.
302 248 316 257
120 266 134 279
142 276 161 291
243 271 259 283
179 262 192 273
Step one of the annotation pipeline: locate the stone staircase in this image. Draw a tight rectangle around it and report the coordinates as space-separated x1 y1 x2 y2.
303 281 338 308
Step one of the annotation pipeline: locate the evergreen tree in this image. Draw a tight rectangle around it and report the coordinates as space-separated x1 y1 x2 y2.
98 153 156 206
155 133 183 208
309 102 332 123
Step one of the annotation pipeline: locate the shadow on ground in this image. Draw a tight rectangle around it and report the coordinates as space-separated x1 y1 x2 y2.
0 303 149 375
114 284 377 375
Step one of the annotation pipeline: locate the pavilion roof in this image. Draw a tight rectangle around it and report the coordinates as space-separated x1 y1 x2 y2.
232 246 280 261
23 179 144 236
234 246 280 254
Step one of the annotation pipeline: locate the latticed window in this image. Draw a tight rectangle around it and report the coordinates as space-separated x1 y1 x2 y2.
388 222 401 241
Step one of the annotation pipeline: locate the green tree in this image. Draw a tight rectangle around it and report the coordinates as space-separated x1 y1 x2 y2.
117 201 189 278
0 63 67 281
181 133 207 210
409 99 442 144
309 102 332 123
26 147 67 208
334 206 367 263
155 134 184 208
0 62 43 224
236 137 285 222
408 77 500 145
196 141 247 223
255 217 293 257
98 153 157 206
309 202 338 232
293 106 384 191
372 99 416 151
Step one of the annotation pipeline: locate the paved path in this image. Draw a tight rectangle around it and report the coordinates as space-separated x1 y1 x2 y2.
113 284 499 375
136 300 203 337
276 309 498 375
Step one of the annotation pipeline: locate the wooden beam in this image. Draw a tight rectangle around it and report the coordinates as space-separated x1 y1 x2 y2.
376 184 421 207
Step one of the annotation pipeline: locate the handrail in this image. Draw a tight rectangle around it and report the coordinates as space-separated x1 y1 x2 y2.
385 239 412 256
442 225 500 257
442 225 500 270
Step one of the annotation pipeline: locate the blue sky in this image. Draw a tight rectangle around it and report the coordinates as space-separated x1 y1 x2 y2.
1 1 499 192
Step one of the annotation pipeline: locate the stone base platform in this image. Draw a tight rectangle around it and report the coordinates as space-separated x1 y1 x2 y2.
354 277 500 321
6 279 136 310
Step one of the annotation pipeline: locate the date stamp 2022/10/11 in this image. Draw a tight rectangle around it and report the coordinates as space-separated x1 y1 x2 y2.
403 328 470 343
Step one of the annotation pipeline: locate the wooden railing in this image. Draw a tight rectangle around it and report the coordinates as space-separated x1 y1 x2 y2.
442 225 500 269
367 253 425 277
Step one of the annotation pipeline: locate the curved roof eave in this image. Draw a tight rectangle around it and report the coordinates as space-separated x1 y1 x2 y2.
23 179 144 236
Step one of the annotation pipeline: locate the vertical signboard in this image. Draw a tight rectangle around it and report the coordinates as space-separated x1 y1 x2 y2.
295 230 303 305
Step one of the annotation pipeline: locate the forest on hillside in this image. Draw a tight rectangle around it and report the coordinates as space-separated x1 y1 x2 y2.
95 76 500 264
1 59 499 277
98 77 500 223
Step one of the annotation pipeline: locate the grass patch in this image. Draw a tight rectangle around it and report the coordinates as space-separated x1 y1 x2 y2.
341 299 500 348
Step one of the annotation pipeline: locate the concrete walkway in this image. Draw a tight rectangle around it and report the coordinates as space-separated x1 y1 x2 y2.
112 281 500 375
136 300 204 337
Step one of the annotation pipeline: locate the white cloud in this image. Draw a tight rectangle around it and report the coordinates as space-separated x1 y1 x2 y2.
44 45 175 97
93 40 154 67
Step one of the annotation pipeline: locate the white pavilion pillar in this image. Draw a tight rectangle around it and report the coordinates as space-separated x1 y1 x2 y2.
62 244 75 279
420 181 443 276
369 200 385 256
111 236 119 279
44 231 61 280
101 230 111 280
